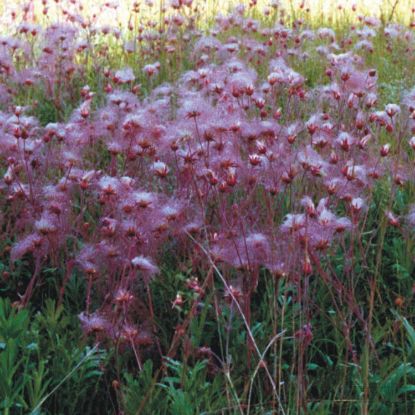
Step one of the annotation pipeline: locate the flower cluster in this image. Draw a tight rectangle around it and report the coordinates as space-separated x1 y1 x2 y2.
1 1 415 354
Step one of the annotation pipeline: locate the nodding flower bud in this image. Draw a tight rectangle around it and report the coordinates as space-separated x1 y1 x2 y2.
114 289 134 305
245 84 254 96
337 132 354 151
340 71 350 82
273 108 282 120
394 174 405 186
249 154 262 166
218 181 227 192
287 134 296 144
226 174 237 187
303 255 312 275
104 83 113 93
329 151 339 164
385 104 400 118
301 196 316 217
80 85 91 98
380 143 391 157
351 197 365 214
267 72 279 86
386 210 400 227
256 141 267 154
254 97 265 109
14 106 23 117
359 134 371 149
3 167 13 185
307 124 317 135
80 107 89 119
172 293 184 308
186 277 203 295
224 284 242 304
409 137 415 150
355 117 364 130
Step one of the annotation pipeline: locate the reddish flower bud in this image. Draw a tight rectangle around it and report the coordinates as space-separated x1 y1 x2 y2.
303 256 312 275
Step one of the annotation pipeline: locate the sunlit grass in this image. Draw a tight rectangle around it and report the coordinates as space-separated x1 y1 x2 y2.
1 0 415 31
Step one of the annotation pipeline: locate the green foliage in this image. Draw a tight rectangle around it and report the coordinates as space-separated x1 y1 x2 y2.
122 358 227 415
0 298 111 415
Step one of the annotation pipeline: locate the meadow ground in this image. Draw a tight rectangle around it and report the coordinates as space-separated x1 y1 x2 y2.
1 1 415 414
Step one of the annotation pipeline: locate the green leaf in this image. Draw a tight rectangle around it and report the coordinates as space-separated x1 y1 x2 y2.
307 363 319 371
398 384 415 395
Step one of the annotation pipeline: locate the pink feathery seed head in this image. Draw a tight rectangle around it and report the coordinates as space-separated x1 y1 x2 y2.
406 205 415 227
120 176 135 190
246 232 268 248
161 202 183 222
122 113 145 133
100 217 118 238
62 150 81 167
342 162 368 184
298 146 326 176
131 255 159 278
118 323 153 346
355 111 366 130
301 196 316 217
317 27 336 42
228 70 257 98
143 62 160 77
281 213 306 232
194 36 221 55
133 191 155 208
365 92 378 109
402 87 415 112
317 208 336 226
350 197 366 214
358 134 372 149
295 323 313 347
183 221 203 235
79 311 110 335
114 67 135 84
79 170 99 190
121 220 140 238
354 39 374 54
181 94 213 121
342 67 375 95
92 239 118 262
152 161 169 178
10 233 46 262
385 103 400 118
114 288 135 305
107 141 123 156
333 217 352 233
336 132 355 152
98 176 120 197
35 213 58 235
